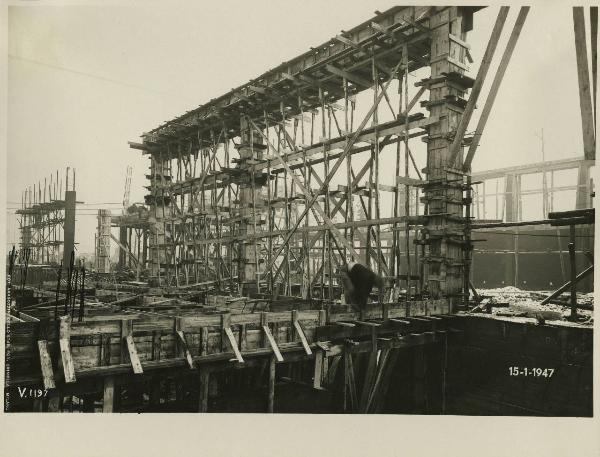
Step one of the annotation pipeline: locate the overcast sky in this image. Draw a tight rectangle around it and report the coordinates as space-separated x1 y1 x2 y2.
5 1 595 254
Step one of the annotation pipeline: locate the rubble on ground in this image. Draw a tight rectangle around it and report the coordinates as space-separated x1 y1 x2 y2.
474 286 593 324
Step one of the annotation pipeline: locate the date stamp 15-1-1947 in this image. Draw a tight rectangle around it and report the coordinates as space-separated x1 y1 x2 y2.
508 367 555 378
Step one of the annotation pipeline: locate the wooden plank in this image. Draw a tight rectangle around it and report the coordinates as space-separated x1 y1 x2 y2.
59 316 76 383
122 320 143 374
224 327 244 363
19 312 39 322
263 325 284 362
102 376 115 413
325 64 372 88
333 34 362 49
125 336 143 374
541 265 594 305
37 340 55 390
573 7 596 160
449 32 471 50
395 176 424 186
313 349 324 389
176 330 195 369
293 321 313 355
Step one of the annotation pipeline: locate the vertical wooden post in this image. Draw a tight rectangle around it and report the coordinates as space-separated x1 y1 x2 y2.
260 312 268 347
291 310 298 341
267 355 276 413
573 7 596 160
103 376 115 413
198 369 209 412
313 349 324 389
221 313 230 353
201 327 209 356
568 224 578 318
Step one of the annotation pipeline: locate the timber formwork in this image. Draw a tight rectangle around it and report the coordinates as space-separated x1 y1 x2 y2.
108 205 150 276
7 297 454 413
5 5 597 415
5 297 592 415
16 168 78 267
131 6 482 309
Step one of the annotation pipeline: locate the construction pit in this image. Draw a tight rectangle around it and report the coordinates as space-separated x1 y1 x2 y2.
4 5 595 416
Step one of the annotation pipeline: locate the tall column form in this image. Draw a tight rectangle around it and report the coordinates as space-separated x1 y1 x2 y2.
235 117 267 294
96 209 112 273
62 190 76 268
424 7 471 307
147 153 171 286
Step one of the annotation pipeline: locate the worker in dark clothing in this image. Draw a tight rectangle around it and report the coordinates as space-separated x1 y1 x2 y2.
339 261 384 312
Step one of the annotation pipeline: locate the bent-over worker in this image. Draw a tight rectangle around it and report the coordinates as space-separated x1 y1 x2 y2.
339 261 384 312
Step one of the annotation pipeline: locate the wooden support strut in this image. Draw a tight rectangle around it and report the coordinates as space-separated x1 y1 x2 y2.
292 310 312 355
59 316 76 383
463 7 530 171
122 319 143 374
448 6 509 166
222 313 244 363
225 327 245 363
175 318 195 369
573 7 596 160
263 325 284 362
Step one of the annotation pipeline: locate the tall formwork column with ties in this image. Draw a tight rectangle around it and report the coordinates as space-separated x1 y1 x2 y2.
236 117 267 295
424 7 472 309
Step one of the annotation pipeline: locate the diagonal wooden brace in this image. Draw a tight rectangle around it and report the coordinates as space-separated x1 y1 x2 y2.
294 321 312 356
176 330 195 369
59 316 76 383
224 327 245 363
263 325 284 362
122 319 143 374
